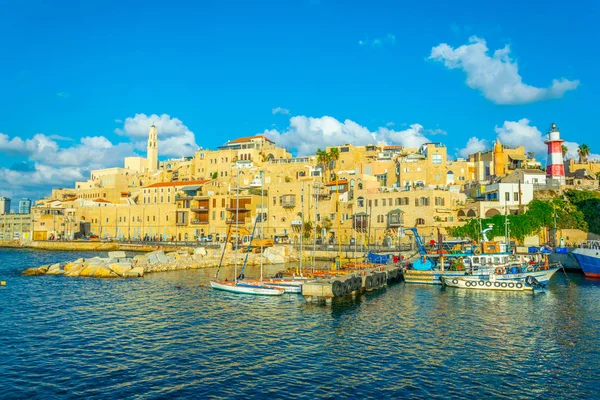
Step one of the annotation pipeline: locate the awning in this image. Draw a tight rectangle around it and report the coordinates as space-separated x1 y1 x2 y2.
388 208 404 214
508 154 526 161
181 185 201 191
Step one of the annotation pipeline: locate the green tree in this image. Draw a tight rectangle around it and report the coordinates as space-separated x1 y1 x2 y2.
561 145 569 159
303 221 313 240
578 144 591 163
564 189 600 234
316 148 330 182
211 172 218 179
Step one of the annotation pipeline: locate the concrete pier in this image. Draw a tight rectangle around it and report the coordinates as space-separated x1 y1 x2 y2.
302 265 403 303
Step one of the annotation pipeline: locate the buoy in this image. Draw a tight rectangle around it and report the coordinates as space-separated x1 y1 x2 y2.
177 285 181 289
199 283 205 287
0 281 6 286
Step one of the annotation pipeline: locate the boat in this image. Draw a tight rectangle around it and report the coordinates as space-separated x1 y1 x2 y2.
402 227 561 285
210 280 284 296
572 240 600 278
210 172 284 296
440 276 534 292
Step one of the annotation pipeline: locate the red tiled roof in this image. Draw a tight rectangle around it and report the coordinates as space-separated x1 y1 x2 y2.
384 145 403 150
229 135 274 144
326 179 349 186
144 179 211 189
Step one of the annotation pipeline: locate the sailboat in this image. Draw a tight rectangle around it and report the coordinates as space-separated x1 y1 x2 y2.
233 170 304 294
210 171 284 296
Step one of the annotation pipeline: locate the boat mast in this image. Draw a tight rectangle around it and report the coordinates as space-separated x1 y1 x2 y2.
234 168 239 283
260 169 264 283
299 179 304 276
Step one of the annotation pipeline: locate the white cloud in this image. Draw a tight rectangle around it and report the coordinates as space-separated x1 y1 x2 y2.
359 33 396 48
262 116 432 156
272 107 290 115
114 113 199 157
429 36 580 104
459 137 489 158
494 118 547 155
386 122 395 127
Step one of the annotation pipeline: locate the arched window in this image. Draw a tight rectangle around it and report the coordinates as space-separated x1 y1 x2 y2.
415 218 425 225
357 183 363 190
467 209 477 218
357 197 365 207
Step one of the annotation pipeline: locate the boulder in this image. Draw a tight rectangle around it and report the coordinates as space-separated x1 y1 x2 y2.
124 266 144 278
146 250 168 263
93 266 117 278
64 262 83 272
78 265 97 277
108 251 127 259
22 267 43 276
109 262 133 277
38 265 51 273
167 255 176 262
46 264 65 275
194 247 207 256
64 264 85 277
86 257 106 266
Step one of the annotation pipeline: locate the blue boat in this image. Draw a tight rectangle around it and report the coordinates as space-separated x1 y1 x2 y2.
572 241 600 278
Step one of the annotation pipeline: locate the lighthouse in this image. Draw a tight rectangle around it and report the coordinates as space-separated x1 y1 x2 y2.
544 123 565 185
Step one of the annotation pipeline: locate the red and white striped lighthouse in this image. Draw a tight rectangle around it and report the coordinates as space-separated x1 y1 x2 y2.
544 122 565 185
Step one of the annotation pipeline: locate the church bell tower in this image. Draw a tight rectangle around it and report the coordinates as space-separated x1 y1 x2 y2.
147 123 158 173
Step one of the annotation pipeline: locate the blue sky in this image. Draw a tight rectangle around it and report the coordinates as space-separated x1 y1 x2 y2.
0 0 598 200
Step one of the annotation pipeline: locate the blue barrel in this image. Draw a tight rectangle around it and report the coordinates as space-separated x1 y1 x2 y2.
528 246 538 253
511 267 518 274
556 247 568 253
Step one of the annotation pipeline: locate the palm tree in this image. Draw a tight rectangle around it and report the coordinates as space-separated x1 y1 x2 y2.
316 148 330 182
328 148 340 182
561 145 568 159
578 144 590 163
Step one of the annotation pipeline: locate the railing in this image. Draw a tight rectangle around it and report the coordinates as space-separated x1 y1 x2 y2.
191 219 209 224
282 199 296 208
291 243 415 253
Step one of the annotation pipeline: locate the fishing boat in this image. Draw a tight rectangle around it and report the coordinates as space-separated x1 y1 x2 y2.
572 240 600 278
402 227 561 285
440 276 534 292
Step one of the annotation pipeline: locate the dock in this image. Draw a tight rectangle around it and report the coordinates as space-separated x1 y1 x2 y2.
302 265 403 303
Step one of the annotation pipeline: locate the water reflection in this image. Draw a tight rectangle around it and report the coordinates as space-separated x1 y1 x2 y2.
0 250 598 399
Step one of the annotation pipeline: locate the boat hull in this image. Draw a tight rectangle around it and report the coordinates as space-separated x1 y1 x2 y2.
572 248 600 278
209 281 284 296
441 277 532 291
403 267 559 285
237 279 303 294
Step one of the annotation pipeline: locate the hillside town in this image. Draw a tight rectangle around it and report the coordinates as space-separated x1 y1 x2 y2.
1 123 598 248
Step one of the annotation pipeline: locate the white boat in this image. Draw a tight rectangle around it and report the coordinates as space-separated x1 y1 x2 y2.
238 278 304 293
441 276 533 291
210 280 284 296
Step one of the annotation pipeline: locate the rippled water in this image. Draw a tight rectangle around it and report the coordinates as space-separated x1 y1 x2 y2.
1 248 599 399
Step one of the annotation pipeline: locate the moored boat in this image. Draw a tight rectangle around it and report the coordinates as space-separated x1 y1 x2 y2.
572 241 600 278
441 276 533 291
209 280 285 296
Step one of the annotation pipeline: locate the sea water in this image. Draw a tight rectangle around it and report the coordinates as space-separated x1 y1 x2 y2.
1 248 599 399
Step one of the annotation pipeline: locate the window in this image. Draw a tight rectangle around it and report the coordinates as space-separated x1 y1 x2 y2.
221 211 225 220
212 211 216 220
213 199 217 207
374 200 378 207
415 218 425 225
357 183 363 190
403 167 409 173
432 154 442 164
341 147 349 152
505 192 510 201
358 197 365 207
514 192 519 201
382 199 386 206
330 213 335 220
273 197 276 206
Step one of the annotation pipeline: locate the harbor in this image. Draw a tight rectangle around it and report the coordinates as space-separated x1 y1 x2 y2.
1 247 599 399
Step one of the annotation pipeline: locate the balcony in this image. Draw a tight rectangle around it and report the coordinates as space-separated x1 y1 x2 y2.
226 217 250 225
191 219 209 225
281 195 296 208
387 209 404 228
352 213 368 230
191 207 209 213
291 219 302 227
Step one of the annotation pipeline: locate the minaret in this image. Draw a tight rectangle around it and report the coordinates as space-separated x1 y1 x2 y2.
544 123 565 185
147 123 158 172
493 139 505 177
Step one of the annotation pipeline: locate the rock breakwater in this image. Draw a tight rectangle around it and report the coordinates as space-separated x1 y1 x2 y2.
22 245 299 278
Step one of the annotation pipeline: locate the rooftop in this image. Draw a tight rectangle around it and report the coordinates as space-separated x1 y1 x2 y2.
144 179 211 189
228 135 275 145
